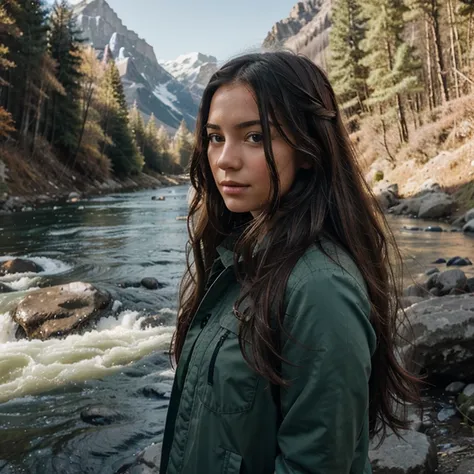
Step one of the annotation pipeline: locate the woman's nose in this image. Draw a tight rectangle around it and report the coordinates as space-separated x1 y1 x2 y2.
216 143 242 171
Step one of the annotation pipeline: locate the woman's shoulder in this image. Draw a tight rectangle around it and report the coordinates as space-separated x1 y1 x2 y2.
287 238 368 300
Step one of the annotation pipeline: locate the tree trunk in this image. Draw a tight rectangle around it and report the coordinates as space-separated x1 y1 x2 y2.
425 18 435 110
396 93 409 143
33 83 45 152
73 82 94 161
447 0 460 98
430 7 449 103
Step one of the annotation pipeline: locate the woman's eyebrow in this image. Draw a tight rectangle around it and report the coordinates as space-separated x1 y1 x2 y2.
205 120 274 130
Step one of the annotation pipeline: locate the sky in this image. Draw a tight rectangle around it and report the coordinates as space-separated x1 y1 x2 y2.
72 0 297 61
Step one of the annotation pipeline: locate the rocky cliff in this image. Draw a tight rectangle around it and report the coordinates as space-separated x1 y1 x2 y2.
73 0 198 132
160 52 219 101
263 0 332 70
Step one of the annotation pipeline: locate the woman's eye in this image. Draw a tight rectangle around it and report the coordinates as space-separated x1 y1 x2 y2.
208 134 224 144
247 133 263 144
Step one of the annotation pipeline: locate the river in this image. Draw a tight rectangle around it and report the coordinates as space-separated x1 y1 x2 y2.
0 184 473 473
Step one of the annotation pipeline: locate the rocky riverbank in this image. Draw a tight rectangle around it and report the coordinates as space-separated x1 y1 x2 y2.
0 172 189 215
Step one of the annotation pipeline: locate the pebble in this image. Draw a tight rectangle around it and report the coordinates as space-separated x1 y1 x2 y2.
445 381 466 394
437 407 457 422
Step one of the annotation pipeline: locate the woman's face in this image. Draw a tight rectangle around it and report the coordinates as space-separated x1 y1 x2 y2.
206 83 306 217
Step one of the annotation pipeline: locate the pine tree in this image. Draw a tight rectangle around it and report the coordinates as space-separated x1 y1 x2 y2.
143 114 162 172
405 0 449 105
0 0 18 136
3 0 49 140
129 101 146 154
74 45 110 178
47 0 83 157
173 120 193 170
328 0 369 121
98 59 143 176
360 0 421 144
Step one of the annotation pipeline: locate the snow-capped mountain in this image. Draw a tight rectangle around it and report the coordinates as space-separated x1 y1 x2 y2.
263 0 332 69
73 0 198 132
160 52 219 101
160 52 218 85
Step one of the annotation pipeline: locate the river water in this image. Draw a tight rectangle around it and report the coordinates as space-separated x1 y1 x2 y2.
0 184 473 473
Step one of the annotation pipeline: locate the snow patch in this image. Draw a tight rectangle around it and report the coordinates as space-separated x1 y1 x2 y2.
153 84 181 116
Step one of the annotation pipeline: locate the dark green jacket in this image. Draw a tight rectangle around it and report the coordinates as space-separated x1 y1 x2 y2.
160 240 377 473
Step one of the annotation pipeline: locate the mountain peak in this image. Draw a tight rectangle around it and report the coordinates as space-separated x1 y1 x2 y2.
160 52 218 87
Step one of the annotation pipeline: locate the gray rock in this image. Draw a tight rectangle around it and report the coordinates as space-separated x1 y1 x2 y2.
68 192 81 200
425 268 439 276
467 278 474 293
390 197 423 216
425 273 439 290
418 193 455 219
378 190 400 210
465 208 474 222
141 277 162 290
139 315 162 329
400 294 474 381
425 226 443 232
463 384 474 398
432 258 446 264
436 269 467 295
447 256 472 267
80 406 123 425
429 287 441 297
445 381 466 394
0 258 43 276
451 216 466 228
437 407 457 422
118 443 162 474
12 282 111 340
455 459 474 474
369 430 437 474
403 284 429 298
464 219 474 233
0 282 14 293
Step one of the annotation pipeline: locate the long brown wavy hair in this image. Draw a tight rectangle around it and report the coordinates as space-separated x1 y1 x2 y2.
172 51 420 441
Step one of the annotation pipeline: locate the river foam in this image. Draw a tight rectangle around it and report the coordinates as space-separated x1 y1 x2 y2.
0 309 175 403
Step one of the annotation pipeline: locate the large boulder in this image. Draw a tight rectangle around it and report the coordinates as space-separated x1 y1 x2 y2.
12 282 111 340
463 219 474 233
390 192 455 218
369 430 438 473
0 258 43 276
435 269 468 295
400 294 474 381
418 193 455 219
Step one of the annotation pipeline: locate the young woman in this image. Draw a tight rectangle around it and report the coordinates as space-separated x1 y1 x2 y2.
160 51 420 474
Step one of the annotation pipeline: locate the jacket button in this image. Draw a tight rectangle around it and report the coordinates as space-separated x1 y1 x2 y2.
201 313 211 328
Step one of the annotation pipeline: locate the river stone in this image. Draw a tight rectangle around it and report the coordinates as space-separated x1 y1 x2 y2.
437 407 457 422
0 282 14 293
80 406 122 425
120 443 162 474
463 384 474 398
141 277 162 290
425 273 439 290
445 382 466 394
455 459 474 474
418 193 455 219
432 258 446 264
12 282 111 340
369 430 437 474
390 197 423 216
464 219 474 233
447 257 472 267
467 278 474 293
425 226 443 232
429 287 441 297
400 294 474 381
0 258 43 276
436 269 467 295
425 268 439 276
